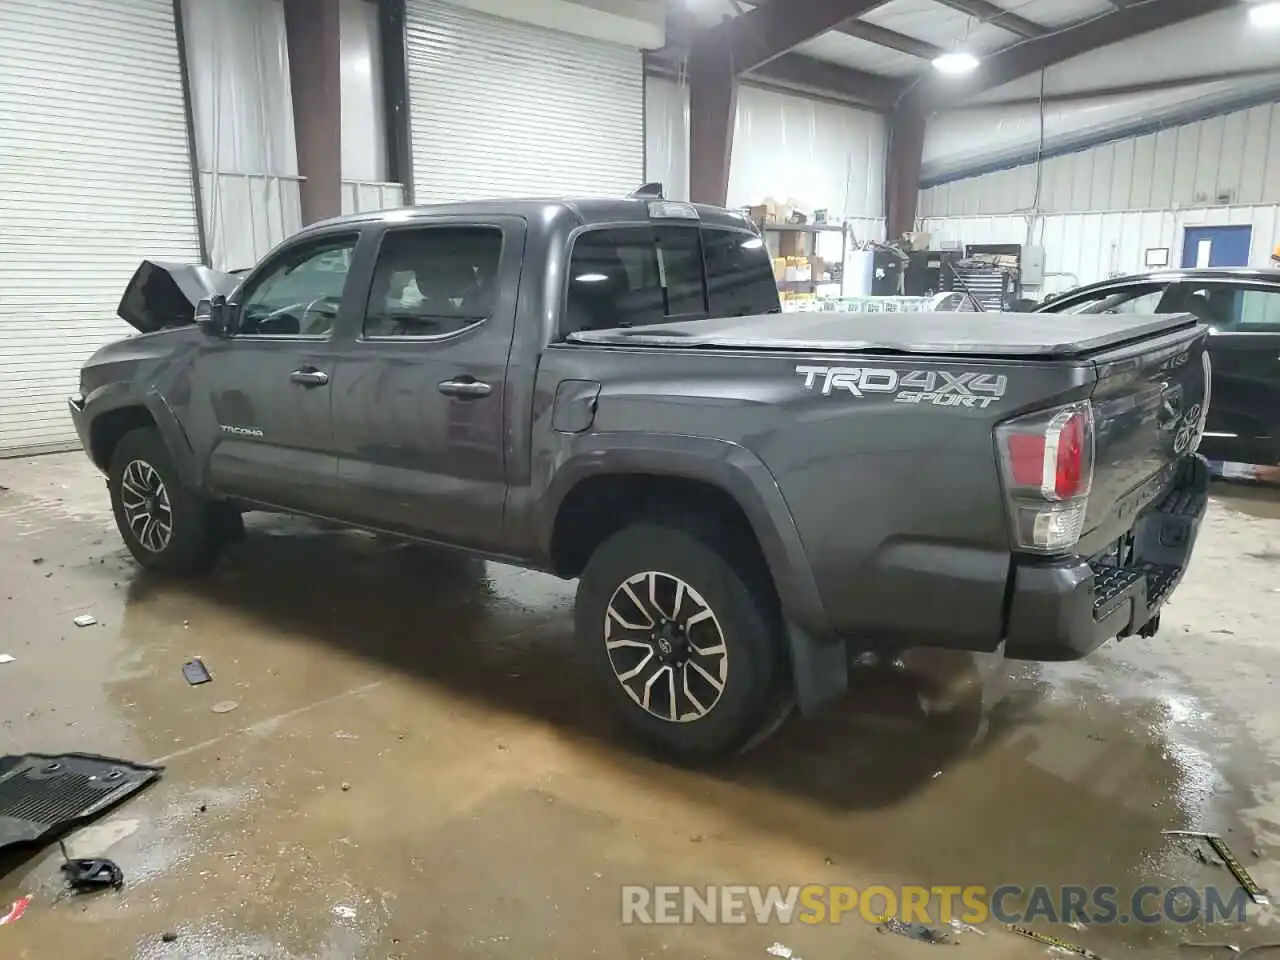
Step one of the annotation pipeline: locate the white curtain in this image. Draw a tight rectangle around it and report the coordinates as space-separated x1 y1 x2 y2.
181 0 297 175
340 0 389 184
181 0 300 269
644 77 888 219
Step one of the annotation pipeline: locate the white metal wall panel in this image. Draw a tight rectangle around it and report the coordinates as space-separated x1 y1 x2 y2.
924 78 1280 181
922 205 1280 295
341 180 408 215
0 0 203 456
920 101 1280 219
406 0 644 202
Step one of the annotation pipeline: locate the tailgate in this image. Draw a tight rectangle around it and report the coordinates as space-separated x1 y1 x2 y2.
1080 321 1211 553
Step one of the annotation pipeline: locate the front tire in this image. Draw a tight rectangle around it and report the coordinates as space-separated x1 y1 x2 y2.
575 520 786 759
108 428 222 575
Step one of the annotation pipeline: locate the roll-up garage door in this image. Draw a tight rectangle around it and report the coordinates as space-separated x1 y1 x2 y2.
405 0 644 204
0 0 203 456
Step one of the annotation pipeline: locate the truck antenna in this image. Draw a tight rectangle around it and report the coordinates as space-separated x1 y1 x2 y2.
630 182 665 199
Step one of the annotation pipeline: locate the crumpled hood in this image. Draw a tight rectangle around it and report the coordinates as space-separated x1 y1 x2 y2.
116 260 242 334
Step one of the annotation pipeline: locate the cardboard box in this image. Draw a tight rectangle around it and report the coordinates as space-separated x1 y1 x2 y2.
776 231 806 257
749 198 788 224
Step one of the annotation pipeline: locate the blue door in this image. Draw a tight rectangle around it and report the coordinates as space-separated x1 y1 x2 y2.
1182 226 1253 268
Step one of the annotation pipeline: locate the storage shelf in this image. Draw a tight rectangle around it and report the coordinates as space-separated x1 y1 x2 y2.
759 223 846 234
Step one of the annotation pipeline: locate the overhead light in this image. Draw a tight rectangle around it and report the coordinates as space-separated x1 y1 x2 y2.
575 273 609 283
932 51 980 75
1249 1 1280 27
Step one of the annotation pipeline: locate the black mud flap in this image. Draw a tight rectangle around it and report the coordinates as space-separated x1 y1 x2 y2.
0 753 163 851
786 622 848 717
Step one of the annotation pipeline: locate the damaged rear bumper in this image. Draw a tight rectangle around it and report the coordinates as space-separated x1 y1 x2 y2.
1004 455 1211 661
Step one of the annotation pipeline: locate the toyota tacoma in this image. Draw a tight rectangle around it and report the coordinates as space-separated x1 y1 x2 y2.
69 192 1212 757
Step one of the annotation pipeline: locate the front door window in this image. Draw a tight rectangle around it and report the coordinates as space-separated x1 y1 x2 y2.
237 236 359 337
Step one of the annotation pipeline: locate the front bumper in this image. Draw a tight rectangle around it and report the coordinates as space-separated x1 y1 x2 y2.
1004 455 1211 661
68 393 91 455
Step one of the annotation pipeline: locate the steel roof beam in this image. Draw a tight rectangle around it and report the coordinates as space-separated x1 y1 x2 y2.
741 0 944 60
745 52 901 107
837 20 944 60
930 0 1045 38
700 0 895 73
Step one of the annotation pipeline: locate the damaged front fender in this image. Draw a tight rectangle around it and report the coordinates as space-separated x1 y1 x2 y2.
117 260 242 335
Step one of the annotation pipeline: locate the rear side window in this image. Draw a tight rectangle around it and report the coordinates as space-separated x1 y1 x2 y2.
363 226 503 338
702 228 780 317
1178 285 1280 332
564 225 707 335
1045 284 1166 315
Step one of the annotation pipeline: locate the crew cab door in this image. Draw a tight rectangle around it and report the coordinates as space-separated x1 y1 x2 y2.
331 218 524 551
1161 279 1280 466
190 231 361 514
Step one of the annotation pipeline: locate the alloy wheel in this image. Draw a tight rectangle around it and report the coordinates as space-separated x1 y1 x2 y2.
119 459 173 553
604 571 729 723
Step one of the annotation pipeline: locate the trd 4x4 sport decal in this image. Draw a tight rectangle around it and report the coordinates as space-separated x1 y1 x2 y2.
795 365 1008 409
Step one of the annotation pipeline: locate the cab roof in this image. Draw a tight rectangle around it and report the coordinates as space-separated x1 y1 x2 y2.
1063 267 1280 295
299 196 758 237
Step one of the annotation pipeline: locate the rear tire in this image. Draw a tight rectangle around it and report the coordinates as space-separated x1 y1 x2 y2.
108 428 222 575
575 520 787 759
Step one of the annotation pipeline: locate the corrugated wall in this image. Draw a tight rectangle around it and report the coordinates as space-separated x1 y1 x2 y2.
920 101 1280 217
918 99 1280 292
922 205 1280 296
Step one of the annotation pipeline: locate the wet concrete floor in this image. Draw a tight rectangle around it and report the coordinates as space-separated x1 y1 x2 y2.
2 454 1280 959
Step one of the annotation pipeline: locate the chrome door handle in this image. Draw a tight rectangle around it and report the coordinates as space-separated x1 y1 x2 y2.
289 369 329 387
438 378 492 398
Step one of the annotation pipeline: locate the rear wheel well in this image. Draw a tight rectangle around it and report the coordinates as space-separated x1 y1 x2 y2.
90 406 156 471
550 474 773 585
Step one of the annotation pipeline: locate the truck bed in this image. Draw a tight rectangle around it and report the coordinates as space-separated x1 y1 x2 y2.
567 310 1201 359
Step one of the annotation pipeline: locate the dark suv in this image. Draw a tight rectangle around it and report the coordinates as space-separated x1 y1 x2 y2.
1038 268 1280 467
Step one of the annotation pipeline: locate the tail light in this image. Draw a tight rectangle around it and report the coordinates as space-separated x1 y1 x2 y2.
995 400 1095 554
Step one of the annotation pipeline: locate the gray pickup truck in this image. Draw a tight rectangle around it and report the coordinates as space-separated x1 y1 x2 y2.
70 192 1212 758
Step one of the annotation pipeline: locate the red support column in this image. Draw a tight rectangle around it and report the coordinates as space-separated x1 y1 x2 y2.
688 38 737 208
885 104 926 242
283 0 343 224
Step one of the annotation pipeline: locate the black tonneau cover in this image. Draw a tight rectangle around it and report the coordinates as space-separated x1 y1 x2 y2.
567 311 1202 359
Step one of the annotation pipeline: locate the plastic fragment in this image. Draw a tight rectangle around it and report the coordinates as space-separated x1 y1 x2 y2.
878 917 955 944
0 895 32 926
182 660 212 685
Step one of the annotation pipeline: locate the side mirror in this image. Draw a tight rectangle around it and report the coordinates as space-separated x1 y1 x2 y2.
196 295 231 337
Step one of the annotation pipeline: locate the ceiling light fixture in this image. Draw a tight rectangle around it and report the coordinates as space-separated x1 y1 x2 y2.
1248 0 1280 28
932 51 980 75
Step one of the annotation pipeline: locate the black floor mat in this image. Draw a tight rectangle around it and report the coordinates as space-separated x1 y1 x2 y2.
0 753 163 851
